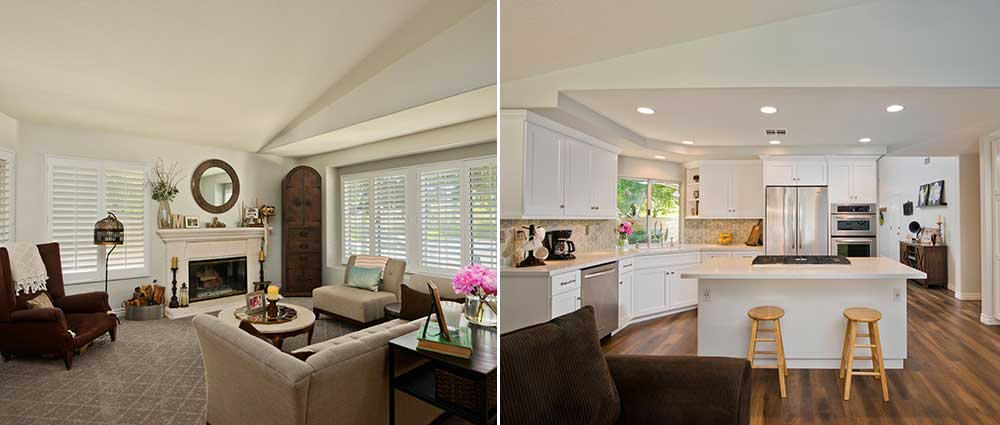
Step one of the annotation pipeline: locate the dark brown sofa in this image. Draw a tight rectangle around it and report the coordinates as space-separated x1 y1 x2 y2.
0 242 117 369
500 306 751 425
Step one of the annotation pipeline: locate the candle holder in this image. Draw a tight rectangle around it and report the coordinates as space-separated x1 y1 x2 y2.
168 266 179 308
266 298 279 319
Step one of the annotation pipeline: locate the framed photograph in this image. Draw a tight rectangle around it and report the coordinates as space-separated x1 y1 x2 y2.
917 184 929 207
245 290 266 314
927 180 945 206
185 216 200 228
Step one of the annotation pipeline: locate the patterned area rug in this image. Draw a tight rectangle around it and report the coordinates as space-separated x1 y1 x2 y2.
0 297 361 425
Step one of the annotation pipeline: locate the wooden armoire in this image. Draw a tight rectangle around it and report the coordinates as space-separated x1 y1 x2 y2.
282 166 322 296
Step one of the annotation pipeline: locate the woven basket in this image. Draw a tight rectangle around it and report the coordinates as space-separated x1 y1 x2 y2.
434 368 497 412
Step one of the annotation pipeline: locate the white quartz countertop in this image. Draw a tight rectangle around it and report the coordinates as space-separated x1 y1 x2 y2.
680 257 927 280
500 244 765 276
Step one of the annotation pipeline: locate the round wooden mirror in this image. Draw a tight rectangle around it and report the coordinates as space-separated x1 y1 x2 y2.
191 159 240 214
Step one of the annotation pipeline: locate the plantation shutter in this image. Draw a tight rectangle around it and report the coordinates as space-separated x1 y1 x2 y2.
104 165 146 271
342 178 371 262
0 152 13 243
49 160 100 275
373 174 407 260
468 162 497 269
419 168 463 271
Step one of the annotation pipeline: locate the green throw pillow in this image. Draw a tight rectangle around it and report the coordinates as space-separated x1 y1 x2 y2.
347 266 382 292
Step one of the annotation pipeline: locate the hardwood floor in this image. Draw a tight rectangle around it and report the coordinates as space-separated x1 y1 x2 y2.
602 282 1000 425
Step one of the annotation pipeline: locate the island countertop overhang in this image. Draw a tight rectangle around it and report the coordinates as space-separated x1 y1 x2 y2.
681 257 927 280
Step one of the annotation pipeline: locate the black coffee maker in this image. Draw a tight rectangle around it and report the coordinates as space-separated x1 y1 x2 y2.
542 229 576 260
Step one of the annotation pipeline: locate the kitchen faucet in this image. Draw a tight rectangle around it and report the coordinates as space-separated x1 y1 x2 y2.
652 221 665 247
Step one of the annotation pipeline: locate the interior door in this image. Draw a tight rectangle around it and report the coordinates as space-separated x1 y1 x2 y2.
563 137 594 217
698 164 731 217
797 186 830 255
731 163 764 217
523 123 565 216
851 162 878 203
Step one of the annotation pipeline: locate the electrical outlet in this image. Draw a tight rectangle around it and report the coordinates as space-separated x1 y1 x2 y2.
702 288 712 302
894 287 903 302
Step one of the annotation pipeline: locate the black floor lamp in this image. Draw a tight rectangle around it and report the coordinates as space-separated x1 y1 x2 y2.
94 212 124 294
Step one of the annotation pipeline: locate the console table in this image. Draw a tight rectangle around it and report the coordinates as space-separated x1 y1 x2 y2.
899 240 948 288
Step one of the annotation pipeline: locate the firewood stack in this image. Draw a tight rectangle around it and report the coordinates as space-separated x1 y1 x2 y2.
122 284 166 307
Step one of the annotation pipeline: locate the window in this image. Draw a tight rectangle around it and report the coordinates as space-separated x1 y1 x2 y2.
341 156 497 274
47 157 149 283
0 150 14 243
617 178 681 246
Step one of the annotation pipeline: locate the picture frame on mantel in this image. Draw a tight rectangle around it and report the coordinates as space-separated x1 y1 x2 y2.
185 216 200 228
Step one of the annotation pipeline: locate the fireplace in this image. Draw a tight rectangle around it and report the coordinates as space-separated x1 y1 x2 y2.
188 257 248 303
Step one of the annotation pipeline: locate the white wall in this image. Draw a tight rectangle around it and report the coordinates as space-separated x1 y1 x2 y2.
618 156 684 181
15 121 295 310
0 112 15 151
877 156 980 298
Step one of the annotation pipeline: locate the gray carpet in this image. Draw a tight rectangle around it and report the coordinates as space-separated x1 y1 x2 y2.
0 297 361 425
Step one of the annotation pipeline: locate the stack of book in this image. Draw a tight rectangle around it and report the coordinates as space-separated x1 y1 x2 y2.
417 327 473 359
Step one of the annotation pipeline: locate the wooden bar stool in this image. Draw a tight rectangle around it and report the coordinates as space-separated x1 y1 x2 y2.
839 307 889 401
747 306 788 399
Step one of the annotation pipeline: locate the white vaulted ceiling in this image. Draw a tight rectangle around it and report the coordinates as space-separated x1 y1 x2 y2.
0 0 493 154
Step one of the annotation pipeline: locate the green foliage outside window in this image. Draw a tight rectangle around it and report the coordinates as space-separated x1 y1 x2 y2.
617 178 681 245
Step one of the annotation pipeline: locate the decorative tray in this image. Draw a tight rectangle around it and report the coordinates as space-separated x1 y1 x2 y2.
234 305 298 324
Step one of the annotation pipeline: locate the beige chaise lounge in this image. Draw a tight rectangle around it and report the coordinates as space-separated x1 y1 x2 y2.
193 314 441 425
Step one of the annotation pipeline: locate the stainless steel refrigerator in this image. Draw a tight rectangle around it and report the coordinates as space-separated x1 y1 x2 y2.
765 186 829 256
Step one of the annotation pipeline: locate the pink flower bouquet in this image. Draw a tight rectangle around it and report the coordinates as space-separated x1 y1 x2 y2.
453 264 498 326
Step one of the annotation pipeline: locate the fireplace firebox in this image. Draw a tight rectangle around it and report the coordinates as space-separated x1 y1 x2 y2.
188 257 248 303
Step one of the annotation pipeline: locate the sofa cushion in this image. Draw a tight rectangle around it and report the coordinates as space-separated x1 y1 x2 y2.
292 318 413 355
313 284 397 323
346 266 382 292
25 292 54 310
500 306 621 425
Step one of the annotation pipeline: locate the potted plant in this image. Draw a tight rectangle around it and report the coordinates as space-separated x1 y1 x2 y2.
453 264 498 327
148 159 181 229
617 221 634 250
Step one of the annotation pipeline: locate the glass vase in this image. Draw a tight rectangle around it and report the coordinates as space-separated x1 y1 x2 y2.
157 200 172 229
463 294 497 327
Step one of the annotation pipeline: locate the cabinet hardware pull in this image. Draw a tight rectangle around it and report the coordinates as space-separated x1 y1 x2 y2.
561 279 576 285
560 204 565 208
583 270 615 279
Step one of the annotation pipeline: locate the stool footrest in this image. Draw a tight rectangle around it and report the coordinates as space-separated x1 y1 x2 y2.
853 344 876 348
752 365 780 370
753 338 776 342
850 371 880 376
850 356 874 360
754 351 777 355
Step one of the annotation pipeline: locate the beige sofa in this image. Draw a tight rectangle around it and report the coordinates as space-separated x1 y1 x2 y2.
312 256 460 324
193 314 441 425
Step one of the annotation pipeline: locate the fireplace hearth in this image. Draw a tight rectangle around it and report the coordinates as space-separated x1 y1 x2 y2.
188 257 248 303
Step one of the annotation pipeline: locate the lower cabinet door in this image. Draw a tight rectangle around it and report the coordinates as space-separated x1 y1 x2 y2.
551 288 581 319
618 271 634 326
669 263 699 309
633 267 667 317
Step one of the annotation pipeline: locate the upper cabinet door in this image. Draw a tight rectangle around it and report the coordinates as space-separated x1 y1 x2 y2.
698 164 731 217
590 147 618 218
731 163 764 217
851 162 878 203
795 159 828 186
523 123 565 217
827 161 852 204
764 161 796 186
562 137 594 217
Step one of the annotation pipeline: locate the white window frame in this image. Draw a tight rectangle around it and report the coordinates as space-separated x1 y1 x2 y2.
46 155 151 284
340 155 497 277
0 149 15 243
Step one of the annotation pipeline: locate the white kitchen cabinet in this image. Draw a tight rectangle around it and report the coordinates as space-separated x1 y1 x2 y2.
500 110 622 219
669 263 699 309
633 267 668 317
827 157 878 204
551 288 581 319
691 161 763 218
763 157 827 186
618 269 634 327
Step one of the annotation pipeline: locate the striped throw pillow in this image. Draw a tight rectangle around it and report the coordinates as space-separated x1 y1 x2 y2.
354 255 389 272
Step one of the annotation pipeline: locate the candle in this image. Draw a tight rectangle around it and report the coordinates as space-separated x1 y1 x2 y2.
171 256 178 269
937 215 943 223
267 285 279 301
259 249 265 262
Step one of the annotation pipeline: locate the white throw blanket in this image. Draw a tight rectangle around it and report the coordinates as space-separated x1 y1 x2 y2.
1 242 49 295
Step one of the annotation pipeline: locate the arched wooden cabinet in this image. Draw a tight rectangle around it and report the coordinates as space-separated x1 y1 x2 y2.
282 166 322 296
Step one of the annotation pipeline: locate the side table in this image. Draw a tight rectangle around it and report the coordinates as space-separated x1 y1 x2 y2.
388 324 497 425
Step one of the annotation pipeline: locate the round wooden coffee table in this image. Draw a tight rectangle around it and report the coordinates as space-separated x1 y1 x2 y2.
217 303 315 349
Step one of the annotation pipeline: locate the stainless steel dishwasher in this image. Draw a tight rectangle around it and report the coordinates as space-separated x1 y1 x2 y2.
581 262 619 339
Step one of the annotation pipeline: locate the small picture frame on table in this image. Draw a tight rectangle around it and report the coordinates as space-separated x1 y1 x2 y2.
245 290 266 314
185 216 200 228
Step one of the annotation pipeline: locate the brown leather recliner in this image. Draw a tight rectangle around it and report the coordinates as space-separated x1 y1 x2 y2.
0 242 118 369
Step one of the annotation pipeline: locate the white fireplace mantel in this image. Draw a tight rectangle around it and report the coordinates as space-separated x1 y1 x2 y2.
156 227 268 319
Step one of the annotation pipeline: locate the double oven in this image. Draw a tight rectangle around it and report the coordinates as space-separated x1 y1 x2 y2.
830 204 877 257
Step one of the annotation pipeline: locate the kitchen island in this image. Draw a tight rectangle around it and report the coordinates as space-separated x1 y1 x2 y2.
681 257 925 369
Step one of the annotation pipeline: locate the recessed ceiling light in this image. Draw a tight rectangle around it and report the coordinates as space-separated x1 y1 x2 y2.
769 140 781 145
681 140 694 145
636 106 656 115
653 155 666 159
760 106 777 114
886 104 904 112
859 138 872 143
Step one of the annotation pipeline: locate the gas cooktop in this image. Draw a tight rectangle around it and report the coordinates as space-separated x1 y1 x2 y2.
751 255 851 266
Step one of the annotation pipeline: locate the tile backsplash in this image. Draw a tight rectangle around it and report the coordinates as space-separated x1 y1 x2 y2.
684 219 762 245
500 219 616 261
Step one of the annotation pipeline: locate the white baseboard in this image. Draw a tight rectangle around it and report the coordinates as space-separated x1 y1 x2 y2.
981 314 1000 325
955 292 982 300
